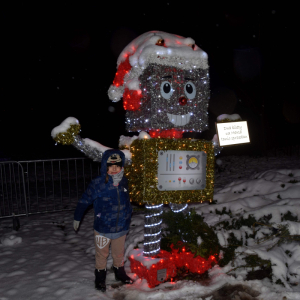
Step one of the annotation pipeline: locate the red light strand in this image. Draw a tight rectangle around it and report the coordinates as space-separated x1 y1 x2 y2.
123 88 142 111
149 129 184 139
129 244 217 288
112 55 132 88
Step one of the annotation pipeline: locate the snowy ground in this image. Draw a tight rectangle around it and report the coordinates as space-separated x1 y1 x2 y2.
1 155 300 300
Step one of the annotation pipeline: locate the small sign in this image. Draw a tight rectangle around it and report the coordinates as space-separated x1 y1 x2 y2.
157 268 167 282
216 121 250 147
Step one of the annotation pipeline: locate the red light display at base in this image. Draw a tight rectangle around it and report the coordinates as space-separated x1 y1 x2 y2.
129 245 217 288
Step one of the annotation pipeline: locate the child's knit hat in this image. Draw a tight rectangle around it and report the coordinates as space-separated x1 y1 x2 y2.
107 153 122 168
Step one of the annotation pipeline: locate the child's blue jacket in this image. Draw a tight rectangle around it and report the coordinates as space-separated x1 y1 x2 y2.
74 149 132 234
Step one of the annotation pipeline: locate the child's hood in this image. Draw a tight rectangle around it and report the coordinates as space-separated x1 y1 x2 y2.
100 149 125 177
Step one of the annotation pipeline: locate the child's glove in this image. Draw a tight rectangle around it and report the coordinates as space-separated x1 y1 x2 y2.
74 220 80 231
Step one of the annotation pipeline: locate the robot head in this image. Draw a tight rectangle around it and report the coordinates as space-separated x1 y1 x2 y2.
108 31 210 137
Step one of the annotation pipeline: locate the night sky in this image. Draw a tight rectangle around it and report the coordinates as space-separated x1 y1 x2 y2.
0 3 298 161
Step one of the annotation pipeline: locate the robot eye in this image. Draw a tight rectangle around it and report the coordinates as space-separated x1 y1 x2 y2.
184 81 196 99
160 81 174 99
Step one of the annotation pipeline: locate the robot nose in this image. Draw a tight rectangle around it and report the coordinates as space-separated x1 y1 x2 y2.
179 96 187 106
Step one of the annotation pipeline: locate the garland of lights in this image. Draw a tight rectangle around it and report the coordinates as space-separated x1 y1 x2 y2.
145 211 163 218
143 203 163 256
144 231 161 237
143 249 161 255
145 220 162 227
144 238 161 245
169 203 188 213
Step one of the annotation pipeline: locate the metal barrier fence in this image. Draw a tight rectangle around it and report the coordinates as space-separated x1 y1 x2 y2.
0 158 101 218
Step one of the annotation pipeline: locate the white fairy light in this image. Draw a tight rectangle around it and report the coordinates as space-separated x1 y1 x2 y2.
143 238 161 245
143 248 160 255
145 204 163 209
144 230 161 237
145 211 163 218
172 204 188 213
145 220 162 227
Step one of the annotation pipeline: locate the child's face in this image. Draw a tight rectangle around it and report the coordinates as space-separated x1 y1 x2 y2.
107 165 122 175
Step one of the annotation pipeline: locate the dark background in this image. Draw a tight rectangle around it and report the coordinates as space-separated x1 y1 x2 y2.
0 3 298 161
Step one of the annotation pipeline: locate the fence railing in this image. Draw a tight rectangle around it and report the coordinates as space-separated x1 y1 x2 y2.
0 158 101 219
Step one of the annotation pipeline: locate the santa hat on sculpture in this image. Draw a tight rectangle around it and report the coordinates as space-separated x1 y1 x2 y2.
108 31 209 111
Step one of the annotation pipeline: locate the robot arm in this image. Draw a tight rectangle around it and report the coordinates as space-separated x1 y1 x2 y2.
212 134 223 156
51 117 132 164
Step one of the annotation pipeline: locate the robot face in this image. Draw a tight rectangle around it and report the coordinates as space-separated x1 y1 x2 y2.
125 64 210 133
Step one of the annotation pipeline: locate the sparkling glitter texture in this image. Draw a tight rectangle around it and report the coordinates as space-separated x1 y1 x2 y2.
72 136 104 162
53 124 81 145
112 55 132 88
127 138 215 205
125 64 209 133
149 129 184 139
123 88 142 111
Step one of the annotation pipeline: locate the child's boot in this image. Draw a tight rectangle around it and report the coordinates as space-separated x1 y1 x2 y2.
95 269 106 292
113 266 133 284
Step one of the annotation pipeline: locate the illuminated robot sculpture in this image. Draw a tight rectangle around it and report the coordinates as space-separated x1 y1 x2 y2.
51 31 223 256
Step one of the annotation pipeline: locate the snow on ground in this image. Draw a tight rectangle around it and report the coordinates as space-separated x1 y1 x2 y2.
1 155 300 299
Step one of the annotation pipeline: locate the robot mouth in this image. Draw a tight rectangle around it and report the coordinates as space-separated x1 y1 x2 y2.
167 113 191 126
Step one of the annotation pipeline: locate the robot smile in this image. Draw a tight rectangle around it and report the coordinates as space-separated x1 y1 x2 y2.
167 113 191 126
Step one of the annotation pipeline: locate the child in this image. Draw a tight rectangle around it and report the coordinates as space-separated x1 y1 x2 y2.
73 149 133 292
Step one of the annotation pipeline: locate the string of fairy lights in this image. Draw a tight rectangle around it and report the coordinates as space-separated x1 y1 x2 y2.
169 203 188 213
143 204 163 256
143 202 190 256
